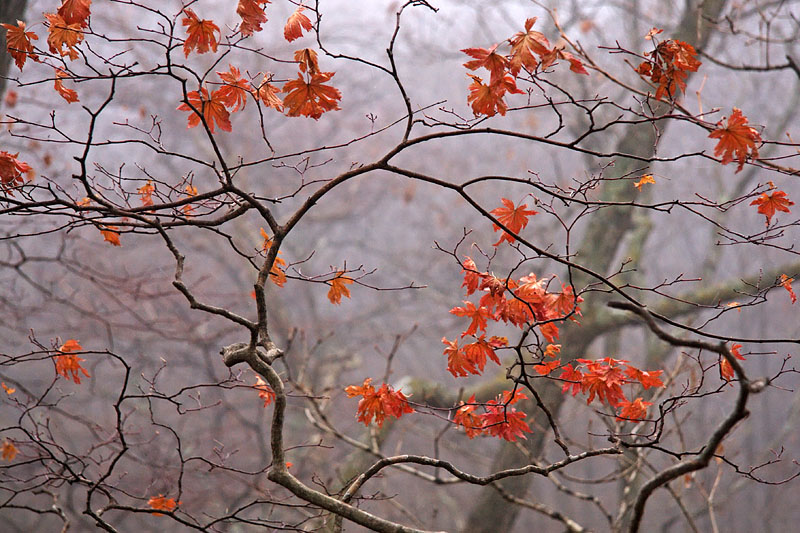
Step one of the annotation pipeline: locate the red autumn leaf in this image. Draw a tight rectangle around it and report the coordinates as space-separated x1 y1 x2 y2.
216 65 252 112
453 396 484 438
177 87 232 133
480 391 532 441
552 283 583 320
780 274 796 304
254 375 275 407
256 75 284 111
0 150 32 192
283 71 342 119
450 301 491 336
99 225 121 246
45 12 83 60
1 382 15 395
58 0 92 27
2 440 17 461
508 17 550 75
544 344 561 358
260 229 287 286
624 366 664 389
148 494 179 515
466 73 523 117
54 339 90 384
461 256 484 296
490 197 538 246
576 357 628 407
327 272 353 304
294 48 320 74
617 397 652 421
462 335 502 373
237 0 270 37
719 345 744 383
442 337 475 377
181 8 219 58
750 190 793 225
633 174 656 190
559 364 583 396
708 108 761 172
636 39 700 99
284 6 313 42
534 358 561 376
462 44 509 83
137 180 155 206
2 20 39 70
54 68 79 103
345 378 413 427
538 321 559 343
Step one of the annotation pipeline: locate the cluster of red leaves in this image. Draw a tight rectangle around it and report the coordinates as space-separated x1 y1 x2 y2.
45 0 90 62
148 494 179 516
719 343 746 382
54 339 90 384
260 228 287 287
750 190 793 225
453 390 531 441
442 335 506 377
462 17 588 117
177 86 232 133
254 376 276 407
635 32 701 99
559 357 663 421
345 378 414 427
283 49 341 119
0 151 32 193
708 108 762 172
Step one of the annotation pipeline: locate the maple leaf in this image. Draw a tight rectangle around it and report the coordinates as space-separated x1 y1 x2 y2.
345 378 413 427
181 8 219 58
237 0 270 37
490 197 538 246
254 375 275 407
327 272 353 304
481 391 532 441
636 39 700 99
617 397 652 421
576 358 628 407
544 344 561 358
2 20 39 70
624 366 664 389
442 337 475 377
294 48 320 74
719 344 745 383
552 283 583 321
0 150 32 192
256 75 284 111
2 439 17 461
708 108 761 172
54 339 90 384
463 335 502 369
534 359 561 376
137 180 155 206
284 6 313 42
453 396 484 438
450 301 490 336
1 382 14 395
260 229 287 286
148 494 179 515
54 68 79 103
460 256 484 296
750 190 793 225
58 0 92 27
559 364 583 396
780 274 796 304
100 225 121 246
177 87 232 133
508 17 550 75
216 65 252 112
462 44 509 83
44 12 83 60
466 73 523 117
633 174 655 190
283 71 342 120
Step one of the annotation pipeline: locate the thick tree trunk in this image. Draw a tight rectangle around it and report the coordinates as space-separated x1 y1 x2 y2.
0 0 28 97
462 2 729 532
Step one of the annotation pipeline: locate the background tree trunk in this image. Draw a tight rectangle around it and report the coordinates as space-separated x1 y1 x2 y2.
0 0 28 97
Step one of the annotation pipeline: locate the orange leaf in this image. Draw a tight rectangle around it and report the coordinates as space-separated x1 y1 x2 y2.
633 174 655 190
453 395 484 438
1 381 15 395
215 65 252 112
327 272 352 304
283 71 342 120
100 225 121 246
708 108 761 172
44 12 83 60
137 180 155 206
460 256 484 296
60 339 82 352
465 73 523 117
294 48 320 74
55 339 90 384
254 375 275 407
54 68 79 103
490 197 537 246
148 494 179 515
260 228 287 287
480 391 532 441
780 274 796 304
617 397 652 421
0 150 32 192
534 358 561 376
636 39 700 99
442 337 475 377
345 378 414 427
450 301 490 336
237 0 270 37
284 6 313 42
181 8 219 58
177 87 232 133
2 20 39 70
2 439 18 461
575 357 627 407
462 44 509 83
750 190 793 225
624 366 664 389
58 0 92 27
256 75 284 111
508 17 550 75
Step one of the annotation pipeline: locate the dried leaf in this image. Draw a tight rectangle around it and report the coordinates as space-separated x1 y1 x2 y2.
181 8 219 58
2 20 39 70
284 6 313 42
327 272 352 304
709 108 761 172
